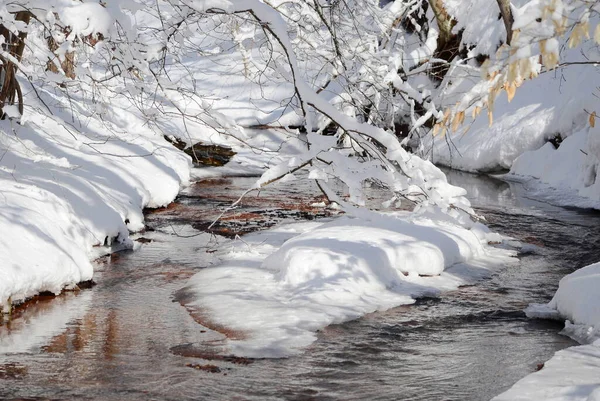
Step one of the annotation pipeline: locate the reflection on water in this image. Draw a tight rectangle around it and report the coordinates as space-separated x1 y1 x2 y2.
0 291 92 355
1 173 599 400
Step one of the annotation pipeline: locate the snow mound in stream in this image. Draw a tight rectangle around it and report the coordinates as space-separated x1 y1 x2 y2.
183 212 516 358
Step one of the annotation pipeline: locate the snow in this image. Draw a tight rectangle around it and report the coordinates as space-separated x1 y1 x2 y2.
183 211 516 358
492 344 600 401
528 262 600 344
506 126 600 210
60 3 114 38
494 262 600 401
425 60 596 173
0 83 191 307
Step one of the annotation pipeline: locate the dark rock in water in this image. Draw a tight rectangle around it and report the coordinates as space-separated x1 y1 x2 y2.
163 136 235 166
186 363 222 373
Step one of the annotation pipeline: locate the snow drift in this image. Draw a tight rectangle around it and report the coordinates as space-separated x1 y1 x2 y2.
182 211 516 358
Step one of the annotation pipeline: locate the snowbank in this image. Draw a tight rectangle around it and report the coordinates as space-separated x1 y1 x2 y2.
494 262 600 400
527 262 600 344
492 343 600 401
0 88 191 308
505 126 600 209
425 61 596 173
182 211 516 358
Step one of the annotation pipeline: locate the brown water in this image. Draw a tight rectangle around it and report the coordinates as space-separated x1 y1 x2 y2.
1 171 599 401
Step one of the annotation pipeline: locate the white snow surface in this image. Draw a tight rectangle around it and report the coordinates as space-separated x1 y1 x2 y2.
506 125 600 210
184 211 516 358
0 86 191 307
426 61 596 173
496 262 600 401
527 262 600 345
492 343 600 401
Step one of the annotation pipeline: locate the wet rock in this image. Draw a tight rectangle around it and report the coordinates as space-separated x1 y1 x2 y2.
0 363 28 380
186 363 222 373
163 136 236 166
171 344 253 365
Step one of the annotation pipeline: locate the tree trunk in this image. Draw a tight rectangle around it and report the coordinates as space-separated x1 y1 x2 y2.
496 0 514 45
428 0 454 51
0 11 31 117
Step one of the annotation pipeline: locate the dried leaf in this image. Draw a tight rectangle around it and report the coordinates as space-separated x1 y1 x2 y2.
451 113 461 132
590 111 596 128
442 108 451 125
506 82 516 102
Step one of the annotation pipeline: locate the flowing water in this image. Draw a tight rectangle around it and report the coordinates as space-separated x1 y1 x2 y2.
1 170 600 401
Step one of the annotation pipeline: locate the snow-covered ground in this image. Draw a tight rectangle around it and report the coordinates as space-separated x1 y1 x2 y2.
182 210 515 357
0 93 191 307
494 262 600 401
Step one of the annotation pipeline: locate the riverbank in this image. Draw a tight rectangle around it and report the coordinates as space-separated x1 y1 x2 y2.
0 91 191 310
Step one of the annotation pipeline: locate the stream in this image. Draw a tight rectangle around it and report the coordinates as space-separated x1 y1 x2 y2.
1 170 600 401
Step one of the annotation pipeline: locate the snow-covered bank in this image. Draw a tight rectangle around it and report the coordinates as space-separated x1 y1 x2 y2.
527 262 600 346
426 57 597 172
425 38 600 209
493 262 600 400
492 343 600 401
504 125 600 210
0 93 191 309
182 211 516 358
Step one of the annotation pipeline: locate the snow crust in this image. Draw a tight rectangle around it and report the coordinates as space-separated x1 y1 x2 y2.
184 211 516 358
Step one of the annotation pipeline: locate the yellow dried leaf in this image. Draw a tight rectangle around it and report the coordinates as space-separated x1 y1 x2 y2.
569 27 582 48
507 61 518 83
511 29 520 43
582 21 591 40
595 24 600 45
506 82 517 102
472 106 482 120
432 123 441 136
442 108 451 125
451 112 465 132
488 110 494 127
542 52 559 70
590 111 597 128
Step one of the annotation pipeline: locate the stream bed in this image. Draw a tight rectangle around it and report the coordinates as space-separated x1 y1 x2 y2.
1 170 599 401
